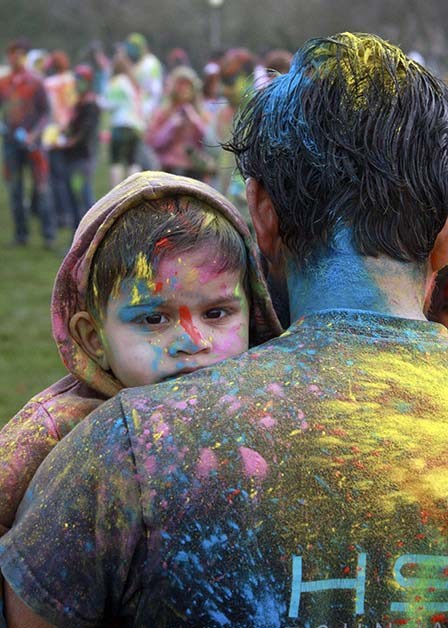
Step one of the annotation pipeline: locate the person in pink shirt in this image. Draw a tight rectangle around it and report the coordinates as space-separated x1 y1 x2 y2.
147 65 214 181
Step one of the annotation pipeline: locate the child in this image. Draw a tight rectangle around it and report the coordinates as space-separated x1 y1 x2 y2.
0 170 282 535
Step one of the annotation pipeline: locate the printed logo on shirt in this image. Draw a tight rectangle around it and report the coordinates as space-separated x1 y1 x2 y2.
288 552 448 624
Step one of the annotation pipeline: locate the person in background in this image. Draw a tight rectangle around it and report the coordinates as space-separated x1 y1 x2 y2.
202 60 222 115
55 64 100 231
256 48 293 87
166 47 191 72
214 47 256 227
0 37 55 248
43 50 76 228
104 49 144 187
85 40 111 98
124 32 163 124
25 49 47 78
147 65 214 181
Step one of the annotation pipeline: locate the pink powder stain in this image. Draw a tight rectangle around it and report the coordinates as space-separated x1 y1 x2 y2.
158 422 171 437
212 325 243 356
179 305 202 345
225 399 242 414
150 417 170 438
258 414 277 430
195 447 218 478
218 394 242 413
198 266 219 284
172 400 188 410
145 455 157 473
150 410 164 423
239 446 269 479
267 383 285 397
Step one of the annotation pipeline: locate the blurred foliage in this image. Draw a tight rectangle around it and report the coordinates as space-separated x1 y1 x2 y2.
0 0 447 75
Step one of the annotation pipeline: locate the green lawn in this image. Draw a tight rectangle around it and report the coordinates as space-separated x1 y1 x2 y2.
0 146 110 427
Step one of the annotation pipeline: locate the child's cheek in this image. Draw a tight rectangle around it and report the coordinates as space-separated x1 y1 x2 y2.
213 323 248 357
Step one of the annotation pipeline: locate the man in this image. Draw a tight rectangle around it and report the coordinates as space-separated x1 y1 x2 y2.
0 38 55 247
1 33 448 627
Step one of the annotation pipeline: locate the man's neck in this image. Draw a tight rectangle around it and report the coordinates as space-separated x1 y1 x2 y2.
286 230 427 321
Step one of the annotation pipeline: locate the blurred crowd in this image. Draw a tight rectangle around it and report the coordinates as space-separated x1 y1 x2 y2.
0 34 293 248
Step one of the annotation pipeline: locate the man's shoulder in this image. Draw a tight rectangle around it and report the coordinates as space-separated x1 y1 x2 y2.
50 393 127 458
118 333 298 415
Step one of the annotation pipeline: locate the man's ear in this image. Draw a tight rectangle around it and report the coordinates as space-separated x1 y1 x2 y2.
430 216 448 274
69 311 110 370
246 178 283 263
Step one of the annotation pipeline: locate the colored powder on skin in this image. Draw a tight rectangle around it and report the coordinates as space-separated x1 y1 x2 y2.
129 253 158 305
178 305 202 345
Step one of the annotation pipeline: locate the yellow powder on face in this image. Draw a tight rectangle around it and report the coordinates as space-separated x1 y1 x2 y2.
134 251 154 283
129 253 157 305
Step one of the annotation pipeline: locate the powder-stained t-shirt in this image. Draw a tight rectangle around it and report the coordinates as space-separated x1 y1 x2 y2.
1 310 447 627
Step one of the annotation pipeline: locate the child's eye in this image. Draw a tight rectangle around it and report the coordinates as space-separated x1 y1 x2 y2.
138 313 168 326
204 308 227 320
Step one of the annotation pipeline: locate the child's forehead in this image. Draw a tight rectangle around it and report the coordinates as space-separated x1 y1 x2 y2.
114 249 242 299
156 249 227 276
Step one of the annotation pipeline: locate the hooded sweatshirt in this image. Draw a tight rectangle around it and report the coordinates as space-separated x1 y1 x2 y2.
0 171 282 535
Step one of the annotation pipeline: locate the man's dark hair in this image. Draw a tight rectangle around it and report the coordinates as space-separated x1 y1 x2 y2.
86 197 249 320
226 32 448 264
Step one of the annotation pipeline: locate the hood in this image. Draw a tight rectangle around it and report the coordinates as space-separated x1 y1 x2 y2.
52 171 283 398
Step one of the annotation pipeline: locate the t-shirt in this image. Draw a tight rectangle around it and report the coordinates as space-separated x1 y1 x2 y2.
104 73 144 132
65 99 100 161
0 68 49 134
1 310 447 627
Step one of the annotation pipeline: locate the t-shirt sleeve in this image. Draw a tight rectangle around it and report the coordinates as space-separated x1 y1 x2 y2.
0 396 145 627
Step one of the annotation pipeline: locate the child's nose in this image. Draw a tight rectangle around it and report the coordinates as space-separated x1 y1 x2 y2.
169 306 212 356
168 331 212 357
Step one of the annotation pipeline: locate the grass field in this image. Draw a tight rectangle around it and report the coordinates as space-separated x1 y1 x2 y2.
0 146 110 428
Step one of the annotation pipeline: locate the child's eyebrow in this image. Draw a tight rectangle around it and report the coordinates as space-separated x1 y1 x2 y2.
117 302 163 322
198 294 245 307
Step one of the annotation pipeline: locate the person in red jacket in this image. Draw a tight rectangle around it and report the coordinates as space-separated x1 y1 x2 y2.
0 38 55 247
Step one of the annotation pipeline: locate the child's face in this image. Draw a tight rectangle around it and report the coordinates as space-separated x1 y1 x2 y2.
99 250 250 387
173 78 194 104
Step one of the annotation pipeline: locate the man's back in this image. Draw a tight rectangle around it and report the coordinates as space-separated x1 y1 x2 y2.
2 309 447 626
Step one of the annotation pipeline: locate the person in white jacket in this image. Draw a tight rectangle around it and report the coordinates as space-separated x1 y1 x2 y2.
104 50 144 187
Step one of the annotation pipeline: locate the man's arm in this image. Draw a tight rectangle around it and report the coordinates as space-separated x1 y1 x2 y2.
5 582 53 628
